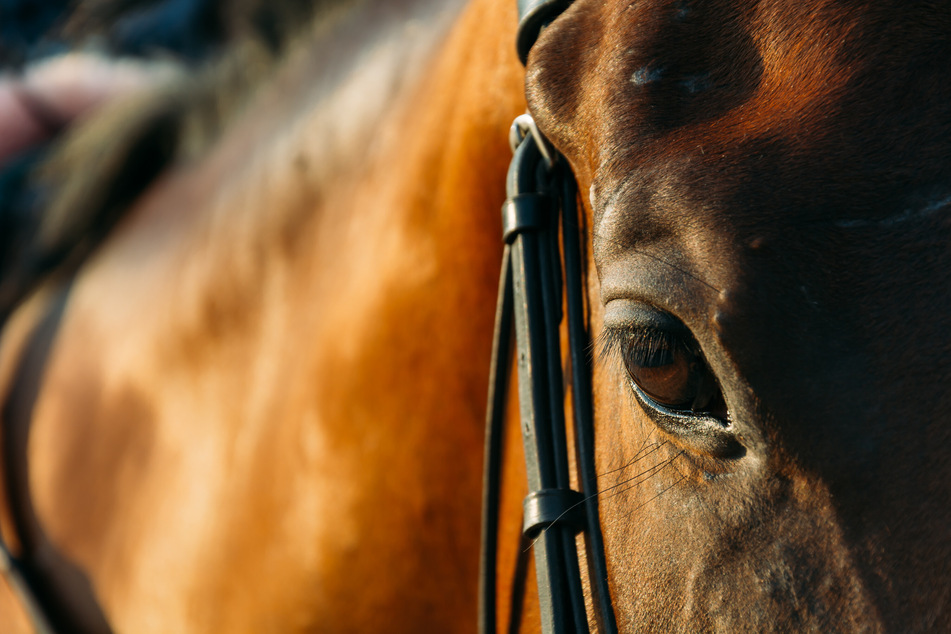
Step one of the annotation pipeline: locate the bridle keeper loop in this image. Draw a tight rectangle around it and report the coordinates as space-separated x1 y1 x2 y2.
502 194 552 244
522 488 586 538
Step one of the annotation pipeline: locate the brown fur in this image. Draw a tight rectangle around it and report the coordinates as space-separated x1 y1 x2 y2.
1 0 527 631
4 0 951 631
529 0 951 630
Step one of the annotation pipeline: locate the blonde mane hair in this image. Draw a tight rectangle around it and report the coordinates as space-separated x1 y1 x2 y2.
3 0 356 319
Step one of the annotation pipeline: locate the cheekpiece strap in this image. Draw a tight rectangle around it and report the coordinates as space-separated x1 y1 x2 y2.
516 0 572 64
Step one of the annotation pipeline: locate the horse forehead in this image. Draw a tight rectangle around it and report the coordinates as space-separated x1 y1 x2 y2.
530 0 951 254
530 0 951 133
529 0 832 144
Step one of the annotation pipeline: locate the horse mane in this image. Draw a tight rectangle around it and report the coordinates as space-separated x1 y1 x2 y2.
0 0 358 319
63 0 320 59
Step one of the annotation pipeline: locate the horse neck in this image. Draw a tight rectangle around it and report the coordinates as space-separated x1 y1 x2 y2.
0 0 529 631
164 0 527 325
71 0 529 381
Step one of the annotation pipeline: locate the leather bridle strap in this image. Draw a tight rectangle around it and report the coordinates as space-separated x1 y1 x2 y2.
515 0 572 64
0 279 113 634
479 2 619 632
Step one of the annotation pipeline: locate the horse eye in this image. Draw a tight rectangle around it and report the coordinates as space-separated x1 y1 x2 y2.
619 332 722 414
601 305 739 457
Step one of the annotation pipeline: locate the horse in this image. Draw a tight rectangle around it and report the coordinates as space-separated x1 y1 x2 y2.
1 0 950 632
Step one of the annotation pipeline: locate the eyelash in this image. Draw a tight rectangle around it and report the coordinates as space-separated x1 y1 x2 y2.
597 325 693 370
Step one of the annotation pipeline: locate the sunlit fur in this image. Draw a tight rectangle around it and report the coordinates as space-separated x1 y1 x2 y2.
0 0 527 631
2 0 951 632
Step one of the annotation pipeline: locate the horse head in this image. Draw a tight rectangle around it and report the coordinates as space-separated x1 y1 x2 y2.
526 0 951 629
1 0 950 631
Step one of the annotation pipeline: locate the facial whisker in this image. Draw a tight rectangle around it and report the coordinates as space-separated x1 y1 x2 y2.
598 452 683 503
596 439 667 480
608 442 669 487
525 450 682 549
631 472 688 512
596 455 677 500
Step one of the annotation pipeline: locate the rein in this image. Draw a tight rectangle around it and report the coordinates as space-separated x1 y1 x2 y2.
478 1 618 632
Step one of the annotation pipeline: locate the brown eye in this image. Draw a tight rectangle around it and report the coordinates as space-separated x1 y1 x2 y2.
627 347 694 407
601 302 738 456
620 334 721 413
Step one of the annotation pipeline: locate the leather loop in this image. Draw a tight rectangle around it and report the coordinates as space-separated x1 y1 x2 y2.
516 0 572 64
523 488 586 538
502 194 551 243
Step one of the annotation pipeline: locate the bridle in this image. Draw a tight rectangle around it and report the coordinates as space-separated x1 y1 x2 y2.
478 1 619 632
0 2 612 633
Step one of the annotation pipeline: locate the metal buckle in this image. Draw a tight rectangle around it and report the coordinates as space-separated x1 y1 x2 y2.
508 113 556 169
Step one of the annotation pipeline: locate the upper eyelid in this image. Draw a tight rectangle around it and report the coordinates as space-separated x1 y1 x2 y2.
602 300 688 333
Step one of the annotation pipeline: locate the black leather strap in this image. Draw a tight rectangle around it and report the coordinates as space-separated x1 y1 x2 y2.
478 243 514 634
508 134 588 634
516 0 572 64
486 0 621 631
481 125 610 634
558 163 619 634
0 281 114 634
